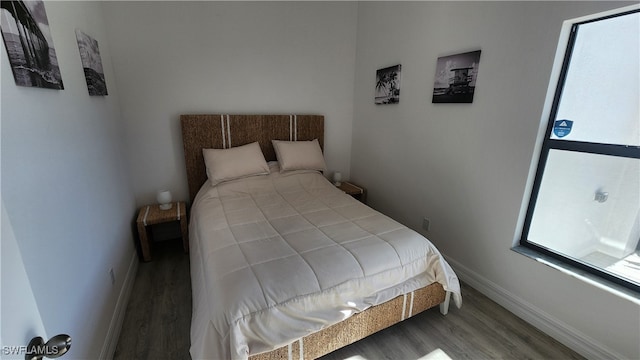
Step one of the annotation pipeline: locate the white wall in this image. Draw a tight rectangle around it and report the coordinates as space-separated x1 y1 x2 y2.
351 2 639 359
1 2 136 358
101 1 358 206
1 203 47 358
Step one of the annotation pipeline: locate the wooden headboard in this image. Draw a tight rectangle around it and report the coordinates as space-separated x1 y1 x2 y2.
181 114 324 203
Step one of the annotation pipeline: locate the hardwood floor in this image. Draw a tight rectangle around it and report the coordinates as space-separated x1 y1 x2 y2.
114 240 584 360
114 240 191 359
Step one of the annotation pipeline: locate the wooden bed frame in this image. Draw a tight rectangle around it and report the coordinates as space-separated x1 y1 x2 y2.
180 114 449 360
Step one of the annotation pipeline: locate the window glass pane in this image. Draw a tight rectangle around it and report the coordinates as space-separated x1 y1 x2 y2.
528 149 640 285
551 12 640 146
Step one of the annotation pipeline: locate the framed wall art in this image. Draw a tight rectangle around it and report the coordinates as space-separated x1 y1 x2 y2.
375 64 401 105
1 0 64 89
432 50 481 104
76 29 108 96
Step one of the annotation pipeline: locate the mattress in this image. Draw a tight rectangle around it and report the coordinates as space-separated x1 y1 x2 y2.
189 164 462 360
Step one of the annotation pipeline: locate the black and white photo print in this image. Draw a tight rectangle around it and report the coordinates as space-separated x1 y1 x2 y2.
76 29 108 96
1 0 64 89
432 50 481 103
375 64 401 105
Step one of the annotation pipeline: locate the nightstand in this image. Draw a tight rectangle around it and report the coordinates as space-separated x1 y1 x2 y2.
136 201 188 262
337 181 367 203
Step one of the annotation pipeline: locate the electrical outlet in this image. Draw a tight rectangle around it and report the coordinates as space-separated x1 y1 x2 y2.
109 268 115 285
422 217 430 232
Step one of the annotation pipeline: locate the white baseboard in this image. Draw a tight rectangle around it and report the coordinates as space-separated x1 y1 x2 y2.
445 256 625 360
99 250 139 360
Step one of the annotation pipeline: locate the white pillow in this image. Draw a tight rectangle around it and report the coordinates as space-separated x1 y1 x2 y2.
202 142 269 186
272 139 327 172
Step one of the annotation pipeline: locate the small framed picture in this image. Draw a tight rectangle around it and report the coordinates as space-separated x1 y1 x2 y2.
375 64 401 105
432 50 481 103
76 30 108 96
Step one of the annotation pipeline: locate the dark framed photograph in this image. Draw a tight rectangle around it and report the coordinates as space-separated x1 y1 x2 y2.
0 0 64 89
375 64 401 105
432 50 481 103
76 29 108 96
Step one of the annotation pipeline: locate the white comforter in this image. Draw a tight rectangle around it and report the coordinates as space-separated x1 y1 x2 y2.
189 165 461 360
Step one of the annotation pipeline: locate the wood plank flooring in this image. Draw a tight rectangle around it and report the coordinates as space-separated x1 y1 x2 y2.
114 240 191 359
114 240 584 360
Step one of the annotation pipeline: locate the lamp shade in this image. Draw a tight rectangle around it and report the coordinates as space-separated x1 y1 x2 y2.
333 171 342 186
157 190 173 210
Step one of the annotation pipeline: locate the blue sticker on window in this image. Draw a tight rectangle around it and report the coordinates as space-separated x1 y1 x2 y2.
553 119 573 138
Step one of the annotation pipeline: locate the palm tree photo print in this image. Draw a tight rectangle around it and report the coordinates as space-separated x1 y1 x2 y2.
375 64 401 105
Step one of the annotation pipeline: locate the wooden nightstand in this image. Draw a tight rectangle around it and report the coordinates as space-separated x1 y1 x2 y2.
337 181 367 203
136 201 188 262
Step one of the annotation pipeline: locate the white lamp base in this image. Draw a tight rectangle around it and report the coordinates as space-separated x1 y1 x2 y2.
159 203 173 210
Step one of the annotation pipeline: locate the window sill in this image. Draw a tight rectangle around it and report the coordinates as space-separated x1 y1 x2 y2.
512 245 640 303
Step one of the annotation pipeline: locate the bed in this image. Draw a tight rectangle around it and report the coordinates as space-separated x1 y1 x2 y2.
181 114 462 360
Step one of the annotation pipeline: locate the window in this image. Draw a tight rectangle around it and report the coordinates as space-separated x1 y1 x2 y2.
520 7 640 292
